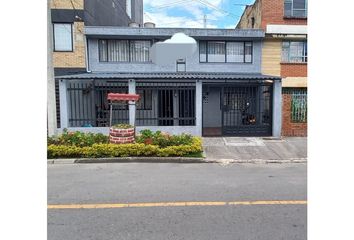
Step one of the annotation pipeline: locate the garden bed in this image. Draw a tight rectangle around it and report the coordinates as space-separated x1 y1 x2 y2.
47 129 203 159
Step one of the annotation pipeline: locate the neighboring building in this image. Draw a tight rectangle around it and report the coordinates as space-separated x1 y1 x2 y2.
237 0 307 136
56 27 282 137
50 0 143 127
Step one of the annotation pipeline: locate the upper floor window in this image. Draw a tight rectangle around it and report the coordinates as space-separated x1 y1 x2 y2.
99 40 151 62
282 41 307 63
126 0 132 18
199 41 253 63
53 23 73 52
284 0 307 18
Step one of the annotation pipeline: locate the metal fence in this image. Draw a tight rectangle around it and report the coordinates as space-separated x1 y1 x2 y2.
67 80 128 127
66 80 196 127
136 82 196 126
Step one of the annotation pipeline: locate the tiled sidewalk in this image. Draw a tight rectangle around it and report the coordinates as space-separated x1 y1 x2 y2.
203 137 307 161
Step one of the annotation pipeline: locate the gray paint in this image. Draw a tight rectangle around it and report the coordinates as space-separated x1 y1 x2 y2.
87 39 262 73
202 86 222 127
59 80 69 128
51 9 84 23
85 26 265 38
84 0 143 27
272 80 282 138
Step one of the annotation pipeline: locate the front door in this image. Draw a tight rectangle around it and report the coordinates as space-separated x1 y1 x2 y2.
221 85 272 136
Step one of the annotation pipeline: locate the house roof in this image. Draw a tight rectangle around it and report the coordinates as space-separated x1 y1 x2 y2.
84 26 264 40
56 72 281 81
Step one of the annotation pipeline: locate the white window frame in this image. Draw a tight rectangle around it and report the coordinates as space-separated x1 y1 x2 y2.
284 0 308 18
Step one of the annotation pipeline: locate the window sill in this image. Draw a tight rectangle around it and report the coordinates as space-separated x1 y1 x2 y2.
283 16 307 20
280 62 307 65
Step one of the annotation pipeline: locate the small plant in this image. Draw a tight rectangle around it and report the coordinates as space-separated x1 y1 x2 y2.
136 130 193 148
47 130 109 147
112 123 134 129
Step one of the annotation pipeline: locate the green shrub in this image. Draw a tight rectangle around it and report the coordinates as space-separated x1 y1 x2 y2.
112 123 133 129
136 130 193 148
47 129 109 147
47 137 203 159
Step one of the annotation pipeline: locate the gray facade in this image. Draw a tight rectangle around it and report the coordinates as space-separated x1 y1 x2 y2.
57 27 282 137
84 0 143 27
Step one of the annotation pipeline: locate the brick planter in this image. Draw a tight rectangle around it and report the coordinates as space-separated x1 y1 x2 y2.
109 127 135 144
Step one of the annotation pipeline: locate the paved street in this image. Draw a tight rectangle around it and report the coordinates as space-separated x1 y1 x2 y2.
48 163 307 240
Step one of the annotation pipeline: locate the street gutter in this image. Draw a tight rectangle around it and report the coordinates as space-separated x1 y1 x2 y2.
47 157 307 164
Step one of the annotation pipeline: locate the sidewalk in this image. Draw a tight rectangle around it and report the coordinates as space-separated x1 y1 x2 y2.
203 137 307 161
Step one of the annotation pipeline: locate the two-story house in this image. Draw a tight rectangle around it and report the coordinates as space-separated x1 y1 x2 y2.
50 0 143 127
56 26 282 138
237 0 308 136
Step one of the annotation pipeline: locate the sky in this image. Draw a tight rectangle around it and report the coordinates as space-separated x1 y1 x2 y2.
143 0 256 29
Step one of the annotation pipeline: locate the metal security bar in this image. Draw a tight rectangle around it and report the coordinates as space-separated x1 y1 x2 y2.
289 89 307 123
67 80 128 127
135 82 196 126
221 84 273 136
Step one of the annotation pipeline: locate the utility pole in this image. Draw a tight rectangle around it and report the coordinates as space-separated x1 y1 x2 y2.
47 0 57 136
203 14 207 28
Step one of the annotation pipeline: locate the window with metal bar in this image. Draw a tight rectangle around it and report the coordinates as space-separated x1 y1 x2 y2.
200 41 253 63
291 89 307 122
98 40 151 62
284 0 307 18
282 41 307 63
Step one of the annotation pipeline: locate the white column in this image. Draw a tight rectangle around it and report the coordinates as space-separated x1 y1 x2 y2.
59 79 69 128
195 80 203 136
272 80 282 138
47 2 57 136
128 79 136 126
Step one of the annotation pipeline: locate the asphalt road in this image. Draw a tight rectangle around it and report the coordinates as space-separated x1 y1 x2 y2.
48 163 307 240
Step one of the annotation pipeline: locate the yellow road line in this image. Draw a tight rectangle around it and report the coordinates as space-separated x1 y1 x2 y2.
48 200 307 209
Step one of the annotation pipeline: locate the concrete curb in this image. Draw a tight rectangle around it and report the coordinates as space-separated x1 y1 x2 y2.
47 157 307 164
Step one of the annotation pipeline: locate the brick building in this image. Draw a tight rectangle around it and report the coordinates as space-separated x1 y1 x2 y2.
237 0 307 136
50 0 143 127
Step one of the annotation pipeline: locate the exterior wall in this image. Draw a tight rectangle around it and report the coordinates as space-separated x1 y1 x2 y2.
53 21 86 68
237 0 262 29
84 0 134 27
237 0 307 31
50 0 83 9
261 38 281 75
261 0 307 29
87 39 263 73
281 63 307 77
282 92 307 136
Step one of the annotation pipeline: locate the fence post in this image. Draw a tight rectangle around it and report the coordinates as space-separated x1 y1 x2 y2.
59 79 69 128
272 80 282 138
128 79 136 126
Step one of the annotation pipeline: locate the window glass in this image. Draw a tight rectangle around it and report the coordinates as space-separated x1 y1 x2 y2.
126 0 132 18
282 41 307 63
107 40 129 62
98 40 108 62
207 41 225 62
53 23 72 51
245 42 253 63
226 42 244 63
130 41 151 62
199 41 207 62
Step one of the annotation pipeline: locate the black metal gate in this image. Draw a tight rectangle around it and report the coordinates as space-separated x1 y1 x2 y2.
221 84 273 136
